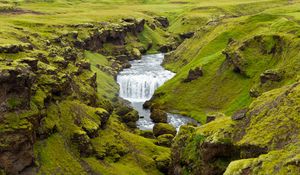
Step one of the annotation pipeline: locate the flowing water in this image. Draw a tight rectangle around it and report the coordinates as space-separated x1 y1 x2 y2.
117 53 197 130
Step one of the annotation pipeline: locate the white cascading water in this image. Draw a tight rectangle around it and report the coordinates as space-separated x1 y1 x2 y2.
118 54 174 102
117 53 197 130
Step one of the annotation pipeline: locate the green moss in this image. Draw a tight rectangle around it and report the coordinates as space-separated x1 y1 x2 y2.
32 88 47 108
196 116 236 143
153 11 300 123
238 83 300 149
6 97 23 109
35 134 87 175
85 51 118 100
225 144 300 175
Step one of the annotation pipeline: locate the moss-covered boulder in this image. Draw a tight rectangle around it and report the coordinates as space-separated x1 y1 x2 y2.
153 153 171 174
150 108 168 123
139 130 155 139
156 134 174 147
153 123 176 137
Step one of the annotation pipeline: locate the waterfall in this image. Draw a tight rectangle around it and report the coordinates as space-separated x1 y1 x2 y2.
117 54 175 102
117 53 198 130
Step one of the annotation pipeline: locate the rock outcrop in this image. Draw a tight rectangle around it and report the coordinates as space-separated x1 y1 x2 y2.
183 67 203 82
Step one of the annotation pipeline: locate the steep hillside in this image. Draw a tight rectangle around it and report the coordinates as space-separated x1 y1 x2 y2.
151 1 300 123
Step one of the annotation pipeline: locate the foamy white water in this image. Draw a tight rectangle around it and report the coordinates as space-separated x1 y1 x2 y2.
117 53 197 130
117 54 174 102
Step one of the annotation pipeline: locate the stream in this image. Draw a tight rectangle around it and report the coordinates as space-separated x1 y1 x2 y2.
117 53 197 130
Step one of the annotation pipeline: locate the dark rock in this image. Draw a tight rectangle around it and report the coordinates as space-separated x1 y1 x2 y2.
179 32 194 39
153 123 176 137
260 70 282 84
183 67 203 82
19 58 38 71
206 115 216 123
223 51 246 76
122 17 136 23
122 62 131 69
0 129 35 175
76 61 91 71
0 66 35 112
154 16 169 28
158 42 178 53
115 55 128 62
0 44 30 54
143 100 151 109
150 108 168 123
62 47 78 61
249 88 260 98
231 109 248 120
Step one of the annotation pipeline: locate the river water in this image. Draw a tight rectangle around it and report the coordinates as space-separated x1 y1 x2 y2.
117 53 196 130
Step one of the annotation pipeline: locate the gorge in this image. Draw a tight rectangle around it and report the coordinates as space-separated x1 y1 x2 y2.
0 0 300 175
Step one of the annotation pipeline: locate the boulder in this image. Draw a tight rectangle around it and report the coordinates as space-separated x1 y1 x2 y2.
260 70 282 84
183 67 203 82
154 16 169 28
150 109 168 123
153 123 176 137
130 48 142 60
179 32 194 39
156 134 174 147
120 110 139 123
143 100 151 109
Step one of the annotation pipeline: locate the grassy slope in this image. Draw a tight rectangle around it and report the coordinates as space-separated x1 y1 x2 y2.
1 0 300 174
151 0 300 123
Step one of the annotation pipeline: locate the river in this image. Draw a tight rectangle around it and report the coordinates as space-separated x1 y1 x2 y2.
117 53 196 130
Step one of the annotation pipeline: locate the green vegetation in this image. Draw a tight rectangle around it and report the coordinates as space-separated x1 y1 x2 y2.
152 1 300 123
1 0 300 174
